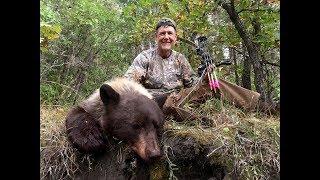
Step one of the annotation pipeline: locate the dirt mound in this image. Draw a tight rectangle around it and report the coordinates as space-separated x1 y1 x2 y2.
163 136 226 180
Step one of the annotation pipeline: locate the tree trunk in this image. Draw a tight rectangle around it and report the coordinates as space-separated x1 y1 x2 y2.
249 47 266 101
241 44 252 90
251 17 268 101
219 0 267 102
230 47 239 85
262 54 274 103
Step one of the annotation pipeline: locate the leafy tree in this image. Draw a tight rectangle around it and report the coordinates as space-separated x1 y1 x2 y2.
216 0 279 102
40 0 129 104
40 0 280 105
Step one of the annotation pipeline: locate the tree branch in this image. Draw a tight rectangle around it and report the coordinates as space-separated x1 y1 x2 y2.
94 33 112 55
260 60 280 67
231 47 279 67
230 0 235 9
231 47 245 55
237 8 279 14
178 37 197 48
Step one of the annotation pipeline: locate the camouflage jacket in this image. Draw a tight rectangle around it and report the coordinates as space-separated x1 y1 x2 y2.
124 47 198 94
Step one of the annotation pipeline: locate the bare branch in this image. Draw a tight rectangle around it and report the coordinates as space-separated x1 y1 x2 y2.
260 60 280 67
230 48 279 67
237 8 279 14
41 63 68 78
177 37 197 48
94 32 113 55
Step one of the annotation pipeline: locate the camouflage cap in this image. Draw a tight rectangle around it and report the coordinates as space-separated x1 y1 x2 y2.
155 17 177 31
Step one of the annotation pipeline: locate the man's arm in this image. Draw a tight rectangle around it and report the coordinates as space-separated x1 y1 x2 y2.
124 53 149 83
179 54 198 88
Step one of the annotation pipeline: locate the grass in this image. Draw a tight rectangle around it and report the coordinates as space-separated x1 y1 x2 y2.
40 98 280 180
164 98 280 179
40 105 93 180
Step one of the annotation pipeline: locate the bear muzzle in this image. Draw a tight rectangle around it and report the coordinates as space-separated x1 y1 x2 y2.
145 146 162 162
131 132 162 162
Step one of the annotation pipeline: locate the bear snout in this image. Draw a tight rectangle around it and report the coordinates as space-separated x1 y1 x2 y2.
131 132 162 162
145 147 161 162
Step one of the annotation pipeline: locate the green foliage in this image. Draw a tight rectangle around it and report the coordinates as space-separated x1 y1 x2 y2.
40 23 62 52
40 0 60 23
40 0 280 106
40 0 131 105
235 0 280 52
40 0 62 52
40 83 62 105
40 23 61 41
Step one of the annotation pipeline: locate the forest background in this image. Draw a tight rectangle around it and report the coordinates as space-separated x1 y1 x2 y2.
40 0 280 106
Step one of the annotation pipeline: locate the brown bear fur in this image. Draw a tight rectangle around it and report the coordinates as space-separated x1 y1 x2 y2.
65 78 165 162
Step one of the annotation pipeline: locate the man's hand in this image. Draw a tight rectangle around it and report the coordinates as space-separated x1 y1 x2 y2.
197 64 206 77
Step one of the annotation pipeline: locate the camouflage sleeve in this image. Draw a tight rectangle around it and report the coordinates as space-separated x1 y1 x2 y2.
124 53 149 83
179 54 199 88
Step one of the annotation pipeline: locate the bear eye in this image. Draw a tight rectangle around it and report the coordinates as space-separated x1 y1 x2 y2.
132 124 140 130
153 121 159 128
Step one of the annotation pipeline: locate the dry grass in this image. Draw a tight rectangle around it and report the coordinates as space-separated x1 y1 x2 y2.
40 105 93 180
164 98 280 179
40 98 280 180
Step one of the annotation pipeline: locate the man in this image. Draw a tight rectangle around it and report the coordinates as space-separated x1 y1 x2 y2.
125 18 196 94
125 18 278 121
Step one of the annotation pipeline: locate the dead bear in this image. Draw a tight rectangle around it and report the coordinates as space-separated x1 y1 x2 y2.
65 77 165 162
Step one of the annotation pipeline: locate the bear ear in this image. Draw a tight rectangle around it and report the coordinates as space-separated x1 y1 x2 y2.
152 93 169 109
100 84 120 106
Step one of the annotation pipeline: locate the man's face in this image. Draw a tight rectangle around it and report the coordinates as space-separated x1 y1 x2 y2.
155 26 177 52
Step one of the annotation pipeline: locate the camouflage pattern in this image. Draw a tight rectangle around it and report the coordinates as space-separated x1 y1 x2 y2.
124 47 198 95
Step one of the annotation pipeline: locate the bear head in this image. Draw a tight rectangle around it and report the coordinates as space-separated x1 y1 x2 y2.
99 83 165 162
